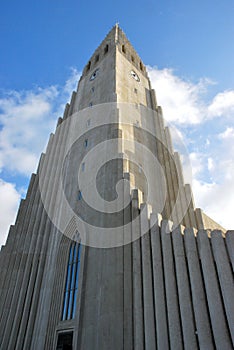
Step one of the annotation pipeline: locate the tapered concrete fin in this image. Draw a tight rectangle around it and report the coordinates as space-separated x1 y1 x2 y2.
140 206 156 348
63 102 70 120
150 212 162 227
161 219 173 234
68 91 77 116
161 219 183 349
226 230 234 271
172 226 197 349
36 153 45 173
197 229 233 349
184 228 214 349
211 230 234 343
56 117 63 127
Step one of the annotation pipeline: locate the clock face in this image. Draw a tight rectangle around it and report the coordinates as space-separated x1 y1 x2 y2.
90 68 100 81
130 70 140 82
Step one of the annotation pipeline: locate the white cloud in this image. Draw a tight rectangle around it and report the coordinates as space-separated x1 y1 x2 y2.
193 178 234 230
208 90 234 118
218 127 234 139
0 88 57 175
148 66 210 124
207 157 214 171
0 69 81 175
0 179 21 247
190 128 234 229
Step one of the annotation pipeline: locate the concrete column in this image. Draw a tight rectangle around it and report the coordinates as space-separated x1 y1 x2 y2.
23 112 73 349
172 226 198 349
161 128 176 222
68 91 77 116
164 129 179 225
195 208 205 230
184 228 214 349
150 213 169 349
123 173 133 350
10 122 60 348
184 184 197 229
0 176 34 303
32 116 73 348
179 186 191 228
155 110 171 219
226 231 234 271
197 229 232 349
63 102 70 120
161 220 183 349
131 190 144 350
0 216 20 308
0 173 38 348
6 177 43 349
211 230 234 344
140 204 156 350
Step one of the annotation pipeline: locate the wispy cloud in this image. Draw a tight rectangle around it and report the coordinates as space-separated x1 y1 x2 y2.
208 90 234 118
148 66 213 124
0 68 81 175
148 66 234 229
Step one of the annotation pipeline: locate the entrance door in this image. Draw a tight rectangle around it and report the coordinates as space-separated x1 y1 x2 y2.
56 332 73 350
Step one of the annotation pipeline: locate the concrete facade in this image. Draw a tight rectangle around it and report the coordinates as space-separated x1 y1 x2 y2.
0 25 233 349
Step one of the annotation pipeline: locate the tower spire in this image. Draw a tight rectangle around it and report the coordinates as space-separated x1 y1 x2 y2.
115 22 119 43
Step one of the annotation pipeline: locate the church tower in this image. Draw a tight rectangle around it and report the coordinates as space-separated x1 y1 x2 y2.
0 25 233 350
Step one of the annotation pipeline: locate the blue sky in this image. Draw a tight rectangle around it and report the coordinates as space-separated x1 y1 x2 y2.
0 0 234 245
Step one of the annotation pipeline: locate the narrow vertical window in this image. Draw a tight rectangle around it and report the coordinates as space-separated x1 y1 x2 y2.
87 61 91 71
84 139 88 148
122 45 126 53
62 242 81 321
78 190 82 200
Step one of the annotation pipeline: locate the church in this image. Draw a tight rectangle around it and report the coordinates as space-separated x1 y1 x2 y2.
0 25 233 350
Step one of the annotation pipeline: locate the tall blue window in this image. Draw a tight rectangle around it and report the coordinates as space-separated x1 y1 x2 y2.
62 242 81 321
